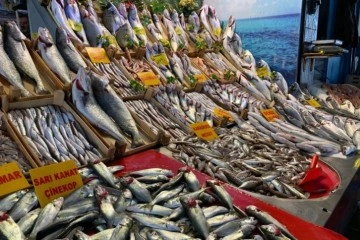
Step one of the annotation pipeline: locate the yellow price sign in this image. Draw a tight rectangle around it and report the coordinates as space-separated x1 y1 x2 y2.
354 158 360 169
32 32 38 40
137 71 161 86
85 47 111 64
212 27 221 37
190 121 218 141
194 74 207 83
260 108 280 122
29 160 83 207
307 99 321 108
151 53 169 65
213 108 234 121
67 19 83 32
256 67 271 78
133 27 146 35
0 162 30 197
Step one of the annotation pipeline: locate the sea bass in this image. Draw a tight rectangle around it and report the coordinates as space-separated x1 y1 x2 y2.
116 21 139 48
80 5 103 47
37 27 71 83
64 0 89 44
4 21 48 94
55 27 87 73
128 4 147 45
0 25 30 96
103 2 124 35
90 71 144 147
72 67 127 144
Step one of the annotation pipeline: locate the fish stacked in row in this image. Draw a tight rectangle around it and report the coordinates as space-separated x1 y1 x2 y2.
188 11 214 49
0 21 49 96
145 42 184 86
37 27 87 84
0 164 297 239
92 61 143 98
154 84 214 127
199 5 222 42
187 92 227 113
203 80 266 113
204 52 237 81
7 105 103 166
168 126 311 199
118 56 152 80
72 67 145 147
0 115 31 172
125 100 187 139
244 97 360 155
192 56 232 83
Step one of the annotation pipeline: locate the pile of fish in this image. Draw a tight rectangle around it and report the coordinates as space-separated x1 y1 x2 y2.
125 99 187 139
204 52 237 80
37 27 87 84
192 57 226 82
301 80 360 118
199 5 222 42
0 164 297 240
187 92 227 113
168 126 311 199
188 11 214 49
72 67 145 147
92 61 143 98
0 114 31 172
7 105 103 166
246 86 360 155
153 84 214 127
0 21 48 96
203 80 266 113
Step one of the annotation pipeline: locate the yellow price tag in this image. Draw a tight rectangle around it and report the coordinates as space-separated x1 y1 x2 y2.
307 99 321 108
137 71 161 86
151 53 169 65
190 121 218 141
67 19 83 32
0 162 30 197
213 108 234 121
133 27 146 35
354 158 360 169
85 47 111 64
29 160 83 207
260 108 280 122
175 26 182 35
256 67 271 78
32 32 38 40
212 27 221 37
194 74 207 83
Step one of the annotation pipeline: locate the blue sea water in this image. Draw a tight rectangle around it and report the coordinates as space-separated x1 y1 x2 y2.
234 14 301 83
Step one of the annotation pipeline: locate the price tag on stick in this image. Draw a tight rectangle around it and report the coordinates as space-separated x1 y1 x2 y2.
137 71 161 86
29 160 83 207
0 162 30 197
190 121 218 141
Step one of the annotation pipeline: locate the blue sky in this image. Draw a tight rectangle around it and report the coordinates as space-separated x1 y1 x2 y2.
203 0 302 20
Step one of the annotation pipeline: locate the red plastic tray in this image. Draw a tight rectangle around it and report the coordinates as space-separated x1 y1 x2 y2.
110 149 347 240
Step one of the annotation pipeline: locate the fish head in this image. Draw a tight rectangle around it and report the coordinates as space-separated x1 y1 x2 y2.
118 3 128 18
79 5 90 18
55 27 70 46
163 9 170 19
0 212 10 221
74 67 91 94
4 21 27 41
90 71 109 90
260 224 282 236
153 14 159 23
128 4 138 19
180 196 197 208
119 176 134 186
38 27 54 46
52 197 64 209
256 59 267 68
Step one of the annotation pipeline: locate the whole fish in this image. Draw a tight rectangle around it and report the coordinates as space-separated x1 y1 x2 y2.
120 176 152 203
51 0 81 43
0 25 30 96
64 0 89 44
8 190 38 221
4 21 48 94
246 205 296 240
116 21 139 48
55 27 87 73
80 5 103 47
37 27 71 83
188 11 200 34
128 4 147 45
17 208 41 235
72 67 127 144
103 2 124 35
0 212 26 240
90 71 144 147
29 197 64 239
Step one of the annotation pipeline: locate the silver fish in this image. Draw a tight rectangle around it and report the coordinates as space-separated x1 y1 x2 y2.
0 212 26 240
4 21 48 94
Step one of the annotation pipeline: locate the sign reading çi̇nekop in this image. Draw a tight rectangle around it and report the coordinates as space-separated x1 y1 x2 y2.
29 160 83 207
